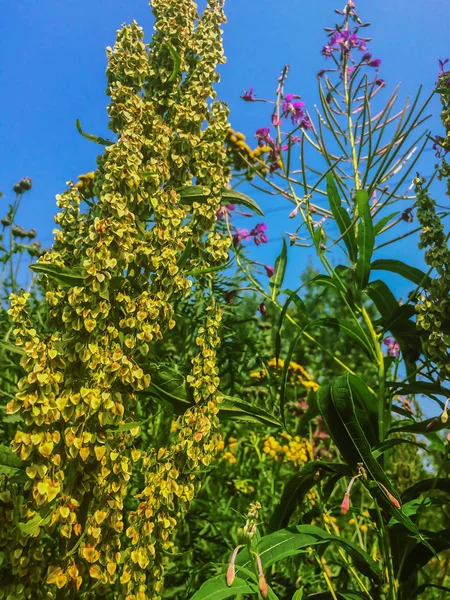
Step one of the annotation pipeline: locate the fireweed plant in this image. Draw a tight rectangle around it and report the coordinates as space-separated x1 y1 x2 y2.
191 2 450 600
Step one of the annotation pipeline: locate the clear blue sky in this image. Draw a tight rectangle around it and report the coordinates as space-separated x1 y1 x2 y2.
1 0 449 292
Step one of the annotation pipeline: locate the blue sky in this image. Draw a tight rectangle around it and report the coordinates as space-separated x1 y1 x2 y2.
0 0 449 297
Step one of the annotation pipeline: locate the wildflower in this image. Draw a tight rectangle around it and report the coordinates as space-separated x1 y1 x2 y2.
243 502 261 539
438 58 449 74
271 113 282 126
401 207 414 222
441 398 449 423
282 93 306 124
255 552 268 598
321 44 335 58
383 337 399 357
341 474 361 514
216 204 236 220
232 228 251 247
375 78 386 87
250 222 268 246
241 86 256 102
432 135 448 158
226 545 244 586
362 53 381 68
377 482 401 509
264 265 274 278
255 127 273 147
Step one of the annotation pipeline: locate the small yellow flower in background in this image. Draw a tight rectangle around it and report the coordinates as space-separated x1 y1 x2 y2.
250 358 319 391
262 433 312 466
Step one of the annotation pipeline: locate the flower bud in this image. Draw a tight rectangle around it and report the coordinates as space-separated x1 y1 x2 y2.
1 216 11 227
226 563 235 587
258 302 267 317
20 177 32 191
259 573 268 598
341 492 350 515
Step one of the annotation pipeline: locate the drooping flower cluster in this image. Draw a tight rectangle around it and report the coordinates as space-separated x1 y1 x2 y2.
3 1 231 599
414 175 450 380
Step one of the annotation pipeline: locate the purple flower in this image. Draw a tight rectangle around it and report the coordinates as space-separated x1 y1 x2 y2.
367 58 381 68
232 228 251 247
375 78 386 87
321 44 335 58
216 204 235 220
250 222 268 246
438 58 449 74
241 86 256 102
282 94 306 124
432 135 448 158
401 207 414 223
383 337 399 357
272 113 282 126
255 127 273 147
264 265 274 278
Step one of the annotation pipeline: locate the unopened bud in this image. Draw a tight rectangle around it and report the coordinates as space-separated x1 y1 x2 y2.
226 563 235 587
341 492 350 515
289 206 299 219
259 573 268 598
441 410 449 424
20 177 32 191
378 483 401 509
258 302 267 317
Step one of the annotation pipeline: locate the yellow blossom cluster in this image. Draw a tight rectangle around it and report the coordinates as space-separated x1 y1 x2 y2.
2 1 231 599
250 358 319 392
226 128 269 173
262 433 313 467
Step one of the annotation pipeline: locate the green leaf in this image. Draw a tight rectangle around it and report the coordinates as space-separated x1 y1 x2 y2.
275 287 305 363
305 593 370 600
402 478 450 503
269 238 288 302
355 189 374 291
268 462 350 532
221 189 264 217
373 212 400 236
219 396 282 428
317 375 424 539
188 260 232 277
237 525 380 582
165 42 181 82
314 318 374 359
326 173 357 261
189 574 258 600
177 186 264 216
75 119 114 146
372 438 428 460
371 259 431 288
17 507 52 535
0 340 25 356
0 444 23 473
29 263 84 287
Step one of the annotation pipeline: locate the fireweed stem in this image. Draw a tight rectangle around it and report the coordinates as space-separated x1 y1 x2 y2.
343 58 361 191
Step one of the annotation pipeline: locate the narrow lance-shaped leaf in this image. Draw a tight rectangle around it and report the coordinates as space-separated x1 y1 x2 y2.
326 173 357 262
270 237 288 301
355 189 374 291
165 42 181 82
29 263 85 287
177 185 264 216
371 258 432 288
75 119 114 146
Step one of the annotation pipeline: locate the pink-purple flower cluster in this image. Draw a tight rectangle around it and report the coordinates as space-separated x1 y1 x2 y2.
383 337 399 357
232 222 268 247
